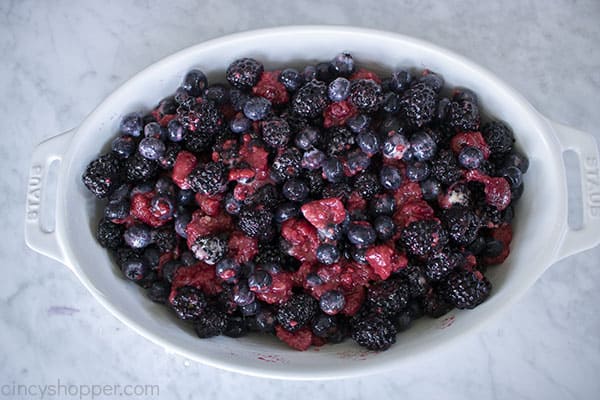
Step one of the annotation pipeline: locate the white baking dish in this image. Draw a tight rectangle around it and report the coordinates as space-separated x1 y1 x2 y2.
24 26 600 380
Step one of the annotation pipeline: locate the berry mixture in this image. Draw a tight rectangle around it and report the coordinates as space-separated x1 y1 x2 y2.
82 53 528 352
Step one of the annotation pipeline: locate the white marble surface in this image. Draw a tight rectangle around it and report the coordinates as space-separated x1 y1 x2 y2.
2 0 600 399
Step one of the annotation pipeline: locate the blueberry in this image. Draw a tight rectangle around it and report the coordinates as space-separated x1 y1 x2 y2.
111 135 136 159
382 133 410 159
282 179 309 202
301 149 326 170
382 92 401 114
204 83 229 105
240 300 261 316
230 114 251 133
274 202 300 223
453 87 478 104
248 270 273 293
120 257 149 281
419 71 444 92
120 112 143 137
233 281 255 306
316 244 340 265
501 166 523 188
369 193 396 216
346 114 371 133
467 236 486 256
458 146 484 169
389 69 413 93
410 131 437 161
436 98 451 121
174 211 192 238
420 178 442 200
345 149 371 175
312 313 338 337
306 273 324 287
177 189 195 206
279 68 304 92
229 89 251 111
347 222 377 247
167 119 186 142
484 239 504 257
144 122 163 139
182 69 208 97
147 281 170 303
142 246 161 268
316 62 334 82
357 131 380 156
124 224 152 249
322 158 344 183
319 290 346 315
109 184 131 202
379 165 402 190
243 97 271 121
150 195 175 220
374 215 395 240
224 193 242 215
503 150 529 173
329 52 355 77
216 258 241 283
253 309 276 332
406 161 431 182
131 182 153 196
155 177 176 196
351 246 367 264
261 262 282 275
511 182 524 201
104 199 129 220
138 137 166 160
295 127 319 150
328 77 351 102
303 65 317 81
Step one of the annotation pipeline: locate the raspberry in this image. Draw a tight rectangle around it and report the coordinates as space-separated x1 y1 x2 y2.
226 58 264 90
227 231 258 264
451 131 490 159
96 218 124 249
237 207 274 241
125 153 158 183
353 172 381 200
255 272 294 304
280 218 320 263
465 169 511 211
170 262 222 297
291 80 330 118
400 220 448 257
177 100 224 135
185 210 233 248
348 79 383 113
482 121 514 155
300 198 347 231
366 278 410 317
130 192 171 228
323 100 357 128
275 325 313 351
392 200 435 231
441 269 491 309
170 286 207 320
365 244 408 280
188 162 227 195
276 293 319 332
82 153 123 198
399 82 437 127
270 147 302 182
261 117 291 148
194 306 227 338
171 151 198 189
351 313 396 351
252 70 289 105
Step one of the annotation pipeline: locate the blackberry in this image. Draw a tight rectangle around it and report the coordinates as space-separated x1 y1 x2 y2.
423 290 453 318
425 251 463 282
400 220 448 257
190 236 227 265
431 149 462 185
183 131 214 153
321 126 355 156
351 313 397 351
114 246 141 269
82 153 122 198
224 315 249 338
238 207 274 241
226 58 264 90
158 143 181 170
304 170 326 197
188 162 227 195
445 99 480 132
353 172 381 200
270 148 302 182
170 286 207 320
261 117 291 148
442 206 480 245
401 265 430 298
276 293 319 332
96 218 124 249
178 100 224 136
349 79 383 113
441 269 492 309
322 182 352 201
366 278 410 317
291 80 329 119
482 121 514 155
152 226 177 253
254 242 284 266
147 280 170 304
194 306 227 338
125 153 158 182
398 82 437 128
248 183 281 210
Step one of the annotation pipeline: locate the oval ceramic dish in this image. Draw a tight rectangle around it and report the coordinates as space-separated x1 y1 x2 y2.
25 26 600 380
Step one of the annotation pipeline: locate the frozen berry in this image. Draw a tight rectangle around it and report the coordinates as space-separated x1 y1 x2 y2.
191 236 227 265
401 220 448 257
226 58 264 90
276 294 319 332
351 314 396 351
170 286 207 320
320 290 346 315
82 153 122 198
379 165 402 190
316 244 340 265
442 269 491 309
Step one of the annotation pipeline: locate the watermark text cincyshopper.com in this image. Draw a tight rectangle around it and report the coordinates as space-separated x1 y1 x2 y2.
1 379 159 399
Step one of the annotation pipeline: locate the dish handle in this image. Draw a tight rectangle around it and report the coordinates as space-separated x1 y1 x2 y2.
549 119 600 261
24 129 75 268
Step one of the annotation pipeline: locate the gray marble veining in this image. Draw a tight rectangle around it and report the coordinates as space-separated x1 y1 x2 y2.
1 0 599 399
